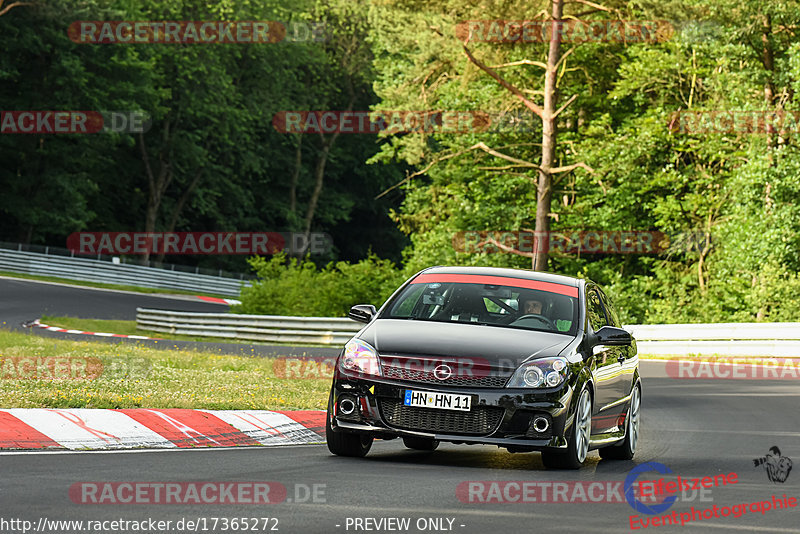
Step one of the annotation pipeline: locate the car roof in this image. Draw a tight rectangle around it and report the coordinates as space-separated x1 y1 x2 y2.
420 265 583 288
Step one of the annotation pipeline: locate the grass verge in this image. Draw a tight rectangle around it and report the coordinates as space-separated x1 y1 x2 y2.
41 316 143 336
0 329 329 410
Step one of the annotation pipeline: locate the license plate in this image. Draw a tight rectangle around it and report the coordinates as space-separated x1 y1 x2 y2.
404 390 471 411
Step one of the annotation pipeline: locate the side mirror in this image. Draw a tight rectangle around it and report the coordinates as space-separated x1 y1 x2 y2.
591 326 633 347
348 304 377 324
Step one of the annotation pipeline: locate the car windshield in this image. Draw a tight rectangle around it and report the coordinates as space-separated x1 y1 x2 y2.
382 275 579 335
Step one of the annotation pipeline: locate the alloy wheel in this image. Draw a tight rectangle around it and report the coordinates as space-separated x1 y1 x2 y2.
628 386 640 453
576 390 592 463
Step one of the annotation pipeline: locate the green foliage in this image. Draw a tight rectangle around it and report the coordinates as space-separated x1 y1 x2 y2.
363 0 800 324
2 0 799 324
0 0 406 267
234 253 405 316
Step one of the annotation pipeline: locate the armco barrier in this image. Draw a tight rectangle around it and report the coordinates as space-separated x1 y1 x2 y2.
137 309 362 345
135 309 800 356
628 323 800 357
0 247 250 297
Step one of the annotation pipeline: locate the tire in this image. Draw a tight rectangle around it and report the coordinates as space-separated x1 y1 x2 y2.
403 436 439 451
599 383 640 461
542 387 592 469
325 391 373 458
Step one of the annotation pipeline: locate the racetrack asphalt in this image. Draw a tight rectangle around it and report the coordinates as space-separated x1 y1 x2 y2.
2 371 799 533
1 276 798 533
0 276 339 357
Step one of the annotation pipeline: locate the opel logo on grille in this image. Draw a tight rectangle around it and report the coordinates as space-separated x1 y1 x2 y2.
433 364 453 381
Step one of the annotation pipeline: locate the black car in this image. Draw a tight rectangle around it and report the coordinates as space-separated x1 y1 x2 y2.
326 266 641 469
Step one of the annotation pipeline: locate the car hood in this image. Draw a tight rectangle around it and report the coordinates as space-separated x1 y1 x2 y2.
358 319 573 369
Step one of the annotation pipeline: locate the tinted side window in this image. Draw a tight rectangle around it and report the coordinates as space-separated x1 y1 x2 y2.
586 288 608 331
598 289 622 328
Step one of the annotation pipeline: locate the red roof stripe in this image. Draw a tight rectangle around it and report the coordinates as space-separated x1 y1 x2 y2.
412 273 579 298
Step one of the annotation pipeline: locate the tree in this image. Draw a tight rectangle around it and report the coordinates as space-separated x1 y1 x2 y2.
0 0 32 17
459 0 596 270
0 0 155 244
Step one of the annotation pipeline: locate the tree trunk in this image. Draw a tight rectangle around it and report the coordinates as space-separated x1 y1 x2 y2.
155 167 203 263
303 144 330 238
139 127 173 264
301 134 338 256
289 135 303 217
532 0 564 271
760 14 775 106
299 95 352 256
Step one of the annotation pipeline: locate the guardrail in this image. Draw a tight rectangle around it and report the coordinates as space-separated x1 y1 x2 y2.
0 245 251 297
135 309 800 355
627 323 800 357
137 309 361 345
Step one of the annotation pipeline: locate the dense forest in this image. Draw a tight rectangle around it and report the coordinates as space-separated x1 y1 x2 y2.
2 0 799 323
0 0 409 266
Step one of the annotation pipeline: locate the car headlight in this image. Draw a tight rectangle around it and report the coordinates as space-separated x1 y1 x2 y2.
507 357 568 388
339 339 382 377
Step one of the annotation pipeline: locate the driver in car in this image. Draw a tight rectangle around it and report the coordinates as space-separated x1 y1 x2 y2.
498 295 548 325
521 297 544 315
509 295 557 331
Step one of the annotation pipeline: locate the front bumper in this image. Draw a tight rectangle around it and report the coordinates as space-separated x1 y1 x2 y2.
329 374 576 450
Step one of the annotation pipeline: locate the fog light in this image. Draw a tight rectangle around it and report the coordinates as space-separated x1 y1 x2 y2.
339 398 356 415
337 395 359 418
532 416 550 433
526 413 553 438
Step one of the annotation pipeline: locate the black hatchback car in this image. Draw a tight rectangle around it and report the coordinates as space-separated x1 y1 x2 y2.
326 266 640 469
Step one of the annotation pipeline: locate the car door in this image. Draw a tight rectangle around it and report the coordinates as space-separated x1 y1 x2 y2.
585 286 625 432
598 287 636 402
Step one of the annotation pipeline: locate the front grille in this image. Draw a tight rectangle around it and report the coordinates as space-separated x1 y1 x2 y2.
381 356 514 388
379 399 504 435
381 365 510 387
